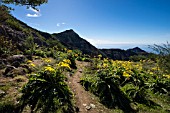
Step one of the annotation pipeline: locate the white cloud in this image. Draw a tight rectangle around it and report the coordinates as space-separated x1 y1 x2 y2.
57 23 60 27
26 13 40 17
57 22 66 27
26 7 41 17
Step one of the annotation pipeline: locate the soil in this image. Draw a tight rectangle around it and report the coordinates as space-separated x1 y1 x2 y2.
67 61 111 113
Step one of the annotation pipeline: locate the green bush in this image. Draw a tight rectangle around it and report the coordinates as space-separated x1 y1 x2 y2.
150 42 170 74
0 101 16 113
80 69 134 112
6 19 23 31
17 66 75 113
0 36 18 58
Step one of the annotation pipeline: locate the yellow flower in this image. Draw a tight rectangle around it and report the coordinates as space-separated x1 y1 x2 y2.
63 59 71 64
103 58 108 63
42 58 51 63
27 60 32 63
29 63 35 67
102 63 108 68
163 74 170 79
64 48 67 51
149 72 153 75
152 67 157 71
123 72 131 78
58 62 71 70
126 69 133 74
75 54 78 57
67 50 72 53
98 54 102 58
44 66 55 72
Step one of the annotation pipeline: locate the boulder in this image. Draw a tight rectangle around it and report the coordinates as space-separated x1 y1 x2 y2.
0 89 5 98
4 65 15 76
11 61 20 68
7 55 26 64
4 67 27 77
0 59 7 69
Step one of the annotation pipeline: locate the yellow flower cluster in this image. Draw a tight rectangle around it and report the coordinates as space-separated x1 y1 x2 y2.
27 60 32 63
42 58 51 63
44 66 55 72
123 72 131 78
67 50 72 53
64 48 67 51
58 62 71 70
163 74 170 79
29 63 36 67
98 54 102 58
27 60 36 67
102 63 108 68
63 59 71 64
75 54 78 57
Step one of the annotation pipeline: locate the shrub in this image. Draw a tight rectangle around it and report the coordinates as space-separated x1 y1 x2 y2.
17 66 75 113
150 42 170 74
0 101 16 113
0 36 18 58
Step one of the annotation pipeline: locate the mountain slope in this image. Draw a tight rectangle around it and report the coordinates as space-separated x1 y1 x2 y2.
53 29 104 56
0 5 64 52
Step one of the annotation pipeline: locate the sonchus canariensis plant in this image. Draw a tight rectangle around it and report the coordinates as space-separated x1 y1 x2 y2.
17 65 75 113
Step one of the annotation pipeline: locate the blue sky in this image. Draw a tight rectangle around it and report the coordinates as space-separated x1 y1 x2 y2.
6 0 170 49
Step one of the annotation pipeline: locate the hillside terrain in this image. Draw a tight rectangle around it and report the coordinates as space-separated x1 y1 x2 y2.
0 5 149 60
0 5 170 113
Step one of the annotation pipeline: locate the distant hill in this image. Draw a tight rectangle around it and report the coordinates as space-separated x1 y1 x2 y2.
127 47 147 54
100 47 148 60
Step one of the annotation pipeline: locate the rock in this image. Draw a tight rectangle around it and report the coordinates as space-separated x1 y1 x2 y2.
83 104 87 106
79 69 83 73
7 55 26 64
11 61 20 68
20 64 31 73
85 105 91 110
4 65 27 77
4 65 15 76
10 67 27 76
83 103 95 110
0 59 7 69
90 104 95 108
0 89 5 97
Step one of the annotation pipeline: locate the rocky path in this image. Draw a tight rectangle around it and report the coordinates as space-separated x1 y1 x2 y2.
67 61 111 113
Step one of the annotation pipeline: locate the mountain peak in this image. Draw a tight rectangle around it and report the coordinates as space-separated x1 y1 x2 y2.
62 29 75 33
52 29 102 56
127 47 146 53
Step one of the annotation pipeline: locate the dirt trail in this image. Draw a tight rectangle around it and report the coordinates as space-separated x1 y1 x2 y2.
67 61 111 113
